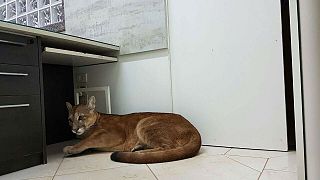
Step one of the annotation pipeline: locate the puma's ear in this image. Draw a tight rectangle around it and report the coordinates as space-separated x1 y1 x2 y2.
87 96 96 110
66 102 72 113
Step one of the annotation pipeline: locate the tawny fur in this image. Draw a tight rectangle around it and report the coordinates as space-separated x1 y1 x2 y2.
64 96 201 164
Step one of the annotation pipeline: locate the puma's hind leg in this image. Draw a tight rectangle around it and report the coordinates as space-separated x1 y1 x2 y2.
131 139 156 152
131 143 147 152
135 118 177 152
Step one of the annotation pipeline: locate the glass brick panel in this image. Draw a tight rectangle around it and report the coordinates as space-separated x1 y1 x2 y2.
51 3 62 23
7 2 16 19
51 0 61 3
0 0 6 6
0 0 64 32
27 11 38 27
0 5 6 20
39 7 50 27
39 0 49 8
17 0 27 15
17 15 27 25
27 0 37 12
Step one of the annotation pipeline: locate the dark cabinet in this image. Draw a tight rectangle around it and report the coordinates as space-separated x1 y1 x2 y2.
0 32 45 175
0 64 40 96
0 31 38 66
0 96 43 161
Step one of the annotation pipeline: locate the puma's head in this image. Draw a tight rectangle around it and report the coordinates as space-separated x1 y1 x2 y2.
66 96 98 135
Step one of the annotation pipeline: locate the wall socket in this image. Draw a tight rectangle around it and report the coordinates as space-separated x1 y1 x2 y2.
77 73 88 83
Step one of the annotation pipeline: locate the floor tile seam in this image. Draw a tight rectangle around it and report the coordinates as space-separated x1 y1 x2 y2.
22 176 53 180
54 164 134 177
258 158 269 180
267 154 295 159
52 156 65 179
262 168 297 173
146 164 159 180
226 154 269 159
227 152 292 159
198 153 230 158
225 155 262 173
227 154 271 159
223 148 233 155
19 158 65 180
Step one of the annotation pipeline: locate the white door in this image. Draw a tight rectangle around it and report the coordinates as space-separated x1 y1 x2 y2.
168 0 288 150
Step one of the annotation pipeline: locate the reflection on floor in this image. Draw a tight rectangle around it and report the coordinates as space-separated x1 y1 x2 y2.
0 141 297 180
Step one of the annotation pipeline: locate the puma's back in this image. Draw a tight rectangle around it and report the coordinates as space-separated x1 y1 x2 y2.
109 112 202 163
65 96 202 164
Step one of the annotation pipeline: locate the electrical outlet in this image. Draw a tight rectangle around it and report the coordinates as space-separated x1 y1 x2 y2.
77 83 87 89
77 73 87 83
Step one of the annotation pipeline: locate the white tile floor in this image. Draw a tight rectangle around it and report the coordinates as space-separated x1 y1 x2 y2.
0 141 297 180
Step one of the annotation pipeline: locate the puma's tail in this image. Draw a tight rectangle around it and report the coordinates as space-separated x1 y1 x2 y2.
110 132 201 164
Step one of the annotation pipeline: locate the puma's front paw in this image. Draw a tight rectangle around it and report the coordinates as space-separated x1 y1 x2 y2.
63 146 76 156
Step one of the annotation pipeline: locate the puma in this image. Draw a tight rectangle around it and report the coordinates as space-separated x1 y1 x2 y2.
64 96 201 164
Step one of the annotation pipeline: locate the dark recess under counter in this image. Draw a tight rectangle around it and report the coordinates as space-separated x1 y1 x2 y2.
42 64 76 145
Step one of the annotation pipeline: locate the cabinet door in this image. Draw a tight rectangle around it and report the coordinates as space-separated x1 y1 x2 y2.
0 64 40 96
0 95 43 162
0 32 38 66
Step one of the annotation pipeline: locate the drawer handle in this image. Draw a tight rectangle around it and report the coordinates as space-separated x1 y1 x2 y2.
0 104 30 109
0 72 29 76
0 39 27 46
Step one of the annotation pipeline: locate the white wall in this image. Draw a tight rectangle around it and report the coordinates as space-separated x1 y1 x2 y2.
168 0 288 150
297 0 320 179
74 49 172 114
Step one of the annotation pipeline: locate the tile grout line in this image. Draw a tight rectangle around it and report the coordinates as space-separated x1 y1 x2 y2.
226 155 269 159
224 150 291 159
53 164 134 177
225 155 261 173
261 168 298 173
257 158 269 180
23 176 54 180
52 156 65 179
224 148 233 155
225 154 280 159
146 164 159 180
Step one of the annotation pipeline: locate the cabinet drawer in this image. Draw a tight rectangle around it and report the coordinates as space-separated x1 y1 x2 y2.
0 64 40 96
0 95 43 162
0 32 38 66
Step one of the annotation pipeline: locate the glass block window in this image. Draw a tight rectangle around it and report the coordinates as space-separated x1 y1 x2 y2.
0 0 65 32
